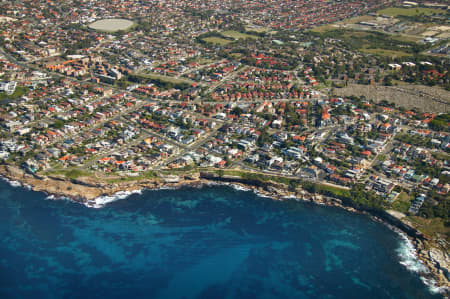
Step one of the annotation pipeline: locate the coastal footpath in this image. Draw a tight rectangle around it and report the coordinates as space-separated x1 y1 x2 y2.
0 164 448 296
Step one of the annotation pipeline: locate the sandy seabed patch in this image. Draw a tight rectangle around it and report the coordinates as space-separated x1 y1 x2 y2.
89 18 134 32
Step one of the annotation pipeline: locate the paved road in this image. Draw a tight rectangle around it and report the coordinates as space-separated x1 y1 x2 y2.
154 125 223 170
1 45 396 193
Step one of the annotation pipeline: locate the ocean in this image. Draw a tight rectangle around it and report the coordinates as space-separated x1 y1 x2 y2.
0 179 442 299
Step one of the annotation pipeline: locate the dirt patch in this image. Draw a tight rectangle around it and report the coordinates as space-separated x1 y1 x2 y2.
89 19 134 32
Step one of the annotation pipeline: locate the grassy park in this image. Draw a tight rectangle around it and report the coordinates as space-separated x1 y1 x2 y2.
360 47 412 57
140 72 194 85
221 30 259 40
201 37 232 45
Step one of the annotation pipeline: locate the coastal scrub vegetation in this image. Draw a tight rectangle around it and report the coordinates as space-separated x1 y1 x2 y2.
419 192 450 224
213 170 385 211
311 29 427 58
406 216 450 240
302 182 384 211
429 113 450 132
391 192 412 214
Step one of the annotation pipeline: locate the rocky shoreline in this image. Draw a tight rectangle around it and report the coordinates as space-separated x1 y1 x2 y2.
0 164 448 297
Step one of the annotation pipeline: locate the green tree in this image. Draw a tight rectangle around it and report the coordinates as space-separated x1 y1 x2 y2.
53 120 64 129
231 106 243 116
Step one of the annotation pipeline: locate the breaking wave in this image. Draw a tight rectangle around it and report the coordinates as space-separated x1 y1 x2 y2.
394 229 448 294
157 185 181 190
421 277 449 295
395 232 428 274
1 176 23 188
87 190 143 208
226 183 252 192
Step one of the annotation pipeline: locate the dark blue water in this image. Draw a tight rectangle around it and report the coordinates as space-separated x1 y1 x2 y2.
0 180 440 299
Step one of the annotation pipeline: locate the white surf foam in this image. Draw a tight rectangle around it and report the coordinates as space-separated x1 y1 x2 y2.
87 189 143 208
45 194 56 200
420 277 449 294
393 229 449 294
253 190 271 199
0 175 31 190
228 183 252 192
9 180 22 187
205 181 253 192
395 232 428 274
44 194 72 202
158 185 180 191
0 176 22 188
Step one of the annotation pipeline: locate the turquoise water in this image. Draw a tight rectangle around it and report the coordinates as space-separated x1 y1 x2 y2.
0 180 441 299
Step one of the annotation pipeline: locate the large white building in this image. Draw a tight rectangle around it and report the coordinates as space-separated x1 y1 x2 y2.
0 81 17 95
